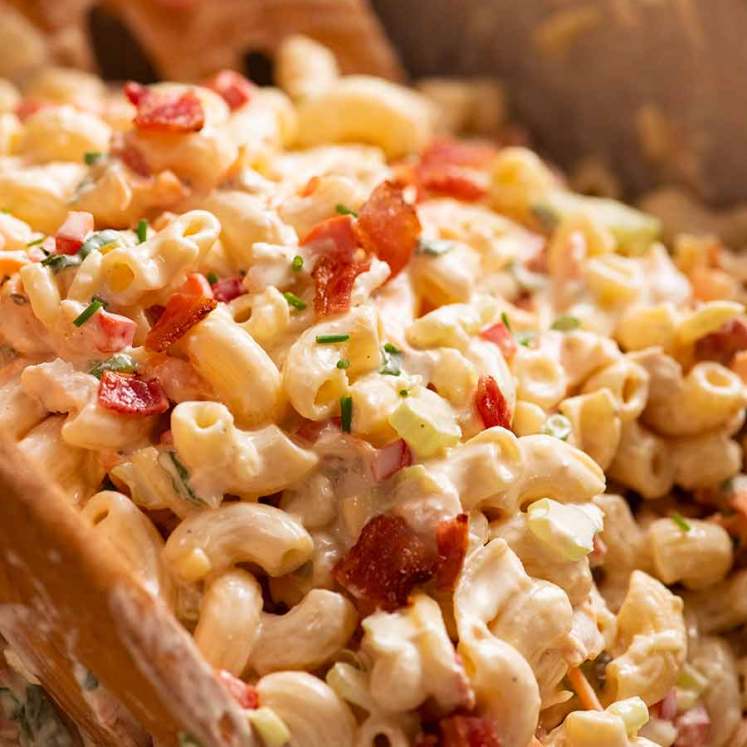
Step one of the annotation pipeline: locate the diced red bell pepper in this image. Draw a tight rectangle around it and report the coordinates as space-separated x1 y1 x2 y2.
55 211 94 255
480 321 517 360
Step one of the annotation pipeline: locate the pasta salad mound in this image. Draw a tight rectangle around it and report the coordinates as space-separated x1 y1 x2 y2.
2 33 747 747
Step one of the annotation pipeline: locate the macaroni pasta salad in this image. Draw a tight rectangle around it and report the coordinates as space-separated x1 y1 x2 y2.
2 34 747 747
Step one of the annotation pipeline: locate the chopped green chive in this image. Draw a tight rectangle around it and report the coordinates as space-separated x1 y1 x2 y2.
551 315 581 332
340 395 353 432
89 353 136 379
79 229 121 260
380 344 403 376
416 238 454 256
516 332 535 347
501 311 512 331
41 253 81 273
283 291 307 310
84 151 103 166
530 204 559 231
206 271 219 285
542 413 572 441
316 334 350 344
335 204 358 218
73 297 106 327
336 358 350 369
291 255 304 272
159 451 204 507
671 513 691 533
26 237 44 247
136 218 148 244
399 388 409 397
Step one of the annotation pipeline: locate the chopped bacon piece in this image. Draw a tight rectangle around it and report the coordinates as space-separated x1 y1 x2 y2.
333 513 437 612
674 705 710 747
372 439 412 481
93 310 137 353
117 139 151 177
211 276 245 303
480 321 517 360
651 690 678 721
216 670 259 710
203 70 255 111
15 98 52 122
124 81 205 133
144 288 216 352
415 138 498 202
145 304 165 326
179 272 214 298
439 714 502 747
98 371 169 415
355 181 421 277
55 211 94 255
417 713 502 747
304 216 370 317
435 514 469 590
475 375 511 430
695 318 747 365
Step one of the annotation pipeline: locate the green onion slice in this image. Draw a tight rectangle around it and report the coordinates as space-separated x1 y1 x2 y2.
73 297 105 327
283 291 307 310
340 396 353 432
316 334 350 344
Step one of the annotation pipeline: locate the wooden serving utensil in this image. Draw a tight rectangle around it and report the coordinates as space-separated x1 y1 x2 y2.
0 434 257 747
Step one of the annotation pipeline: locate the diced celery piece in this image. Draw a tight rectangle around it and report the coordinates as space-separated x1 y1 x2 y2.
534 191 660 255
606 697 649 737
247 707 291 747
527 498 603 561
388 388 461 458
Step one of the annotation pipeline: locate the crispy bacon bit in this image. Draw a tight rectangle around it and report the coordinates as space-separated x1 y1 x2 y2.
55 211 94 255
117 139 151 177
416 713 502 747
179 272 214 298
144 286 216 353
674 704 710 747
124 81 205 133
480 321 517 360
694 318 747 365
93 310 137 353
304 216 370 317
355 181 421 277
145 304 165 326
216 670 259 710
203 70 255 111
651 690 678 721
415 138 498 202
435 514 469 590
98 371 168 415
475 375 511 430
15 98 52 122
372 439 412 481
333 513 437 612
212 276 245 303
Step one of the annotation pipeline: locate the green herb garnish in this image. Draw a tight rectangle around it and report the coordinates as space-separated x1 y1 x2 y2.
41 253 81 273
380 343 402 376
79 229 121 260
671 513 691 533
283 291 307 311
416 238 454 256
340 396 353 432
516 332 535 347
291 255 304 272
206 272 219 285
136 218 148 244
26 237 44 247
531 204 559 231
159 451 204 507
551 315 581 332
336 359 351 369
73 297 106 327
316 334 350 344
399 388 409 397
501 311 512 331
89 353 136 379
542 413 572 441
336 204 358 218
84 151 103 166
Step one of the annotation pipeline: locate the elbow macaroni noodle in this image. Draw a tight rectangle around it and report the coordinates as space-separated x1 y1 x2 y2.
2 36 747 746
